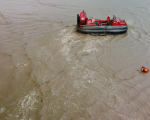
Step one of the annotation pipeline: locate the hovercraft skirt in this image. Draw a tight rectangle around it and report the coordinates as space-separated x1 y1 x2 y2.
77 26 128 34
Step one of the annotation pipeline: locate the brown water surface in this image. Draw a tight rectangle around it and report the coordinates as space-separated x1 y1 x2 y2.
0 0 150 120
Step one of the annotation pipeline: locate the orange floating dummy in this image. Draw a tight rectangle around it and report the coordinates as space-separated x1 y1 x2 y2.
141 66 149 73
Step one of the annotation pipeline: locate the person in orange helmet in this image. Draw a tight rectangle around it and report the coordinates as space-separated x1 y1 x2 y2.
145 69 149 73
98 19 101 26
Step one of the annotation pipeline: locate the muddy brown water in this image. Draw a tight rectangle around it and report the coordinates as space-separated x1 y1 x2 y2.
0 0 150 120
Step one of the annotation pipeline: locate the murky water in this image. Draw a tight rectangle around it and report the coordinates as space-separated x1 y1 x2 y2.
0 0 150 120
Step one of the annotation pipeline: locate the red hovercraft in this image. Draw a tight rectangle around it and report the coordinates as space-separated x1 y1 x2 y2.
77 10 128 34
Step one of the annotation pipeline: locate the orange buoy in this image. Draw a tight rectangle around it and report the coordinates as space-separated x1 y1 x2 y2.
141 66 149 73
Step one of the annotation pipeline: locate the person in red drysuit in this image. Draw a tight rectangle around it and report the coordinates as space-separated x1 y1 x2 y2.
141 66 149 73
107 16 110 23
107 16 110 22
